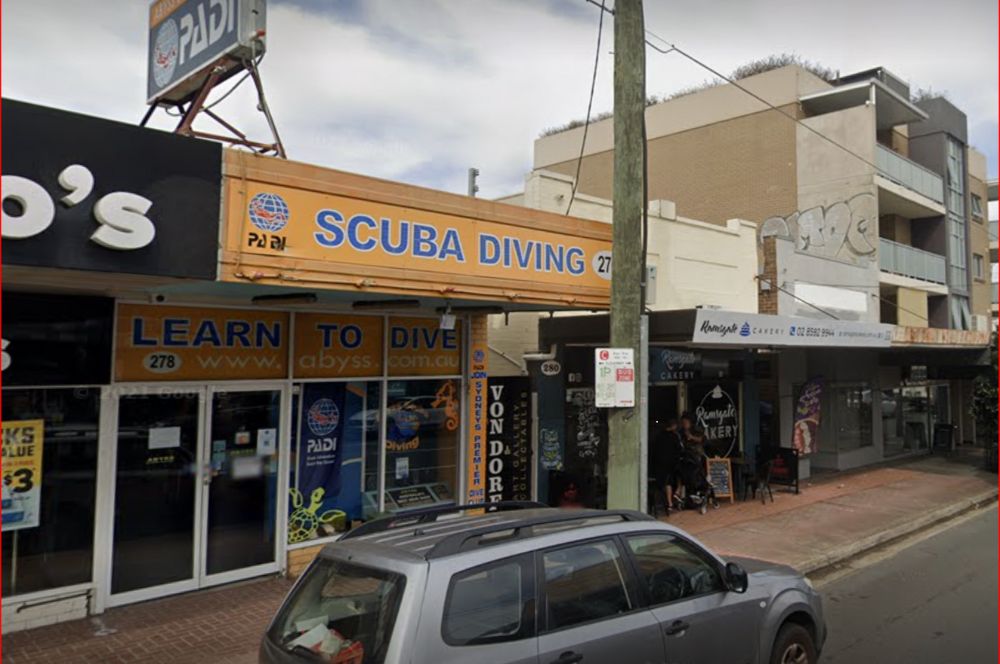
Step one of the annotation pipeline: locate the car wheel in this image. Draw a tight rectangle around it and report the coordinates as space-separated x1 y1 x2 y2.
770 623 817 664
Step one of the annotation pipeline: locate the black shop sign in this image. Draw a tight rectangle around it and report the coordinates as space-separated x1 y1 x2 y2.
2 292 114 386
689 381 741 457
1 99 221 279
485 377 532 502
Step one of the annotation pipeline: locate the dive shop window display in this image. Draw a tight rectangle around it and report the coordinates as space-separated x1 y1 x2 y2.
286 314 462 545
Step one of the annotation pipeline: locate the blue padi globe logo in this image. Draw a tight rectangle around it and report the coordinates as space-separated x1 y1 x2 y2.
152 18 179 89
248 192 290 233
307 399 340 436
740 322 751 337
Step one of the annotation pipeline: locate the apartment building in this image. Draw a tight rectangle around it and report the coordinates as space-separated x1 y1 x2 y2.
523 62 991 473
989 179 998 327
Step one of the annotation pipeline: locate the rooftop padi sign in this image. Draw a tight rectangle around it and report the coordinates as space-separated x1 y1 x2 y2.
692 310 893 348
147 0 267 103
226 183 614 291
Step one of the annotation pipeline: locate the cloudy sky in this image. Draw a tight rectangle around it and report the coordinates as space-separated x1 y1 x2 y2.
3 0 997 198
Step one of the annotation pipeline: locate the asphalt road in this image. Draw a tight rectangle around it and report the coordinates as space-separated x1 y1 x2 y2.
819 504 998 664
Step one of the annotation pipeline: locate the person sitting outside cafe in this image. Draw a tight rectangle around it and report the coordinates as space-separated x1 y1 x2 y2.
650 418 684 514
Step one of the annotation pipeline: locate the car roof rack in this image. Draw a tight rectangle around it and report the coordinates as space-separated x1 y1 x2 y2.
341 500 548 540
424 508 654 559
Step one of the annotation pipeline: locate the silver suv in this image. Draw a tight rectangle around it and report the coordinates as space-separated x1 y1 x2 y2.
261 503 825 664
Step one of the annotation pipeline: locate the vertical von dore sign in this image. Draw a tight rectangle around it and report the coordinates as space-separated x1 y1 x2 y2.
485 377 532 503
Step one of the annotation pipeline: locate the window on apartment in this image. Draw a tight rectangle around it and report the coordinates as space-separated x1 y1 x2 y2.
971 194 984 220
946 139 965 217
973 254 985 280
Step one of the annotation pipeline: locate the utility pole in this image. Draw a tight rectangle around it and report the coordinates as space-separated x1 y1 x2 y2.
606 0 645 511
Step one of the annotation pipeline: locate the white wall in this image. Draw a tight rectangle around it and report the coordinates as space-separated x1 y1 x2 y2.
488 170 759 370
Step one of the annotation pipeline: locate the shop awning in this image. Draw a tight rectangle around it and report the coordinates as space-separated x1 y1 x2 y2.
540 309 896 349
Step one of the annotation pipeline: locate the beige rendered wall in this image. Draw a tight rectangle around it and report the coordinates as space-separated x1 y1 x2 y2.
797 104 877 212
968 147 990 318
534 64 831 168
896 287 929 327
488 171 759 366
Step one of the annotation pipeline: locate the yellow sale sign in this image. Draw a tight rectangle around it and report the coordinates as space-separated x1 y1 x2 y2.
2 419 44 532
116 304 289 381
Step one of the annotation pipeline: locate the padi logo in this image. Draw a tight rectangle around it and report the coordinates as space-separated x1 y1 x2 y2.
152 19 179 88
248 192 290 233
306 398 340 436
739 322 751 337
699 320 740 338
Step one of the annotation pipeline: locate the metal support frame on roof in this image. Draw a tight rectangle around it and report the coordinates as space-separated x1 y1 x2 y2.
141 55 286 158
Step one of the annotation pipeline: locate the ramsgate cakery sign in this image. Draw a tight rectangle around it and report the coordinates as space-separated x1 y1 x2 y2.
220 153 613 308
692 310 893 348
1 99 221 279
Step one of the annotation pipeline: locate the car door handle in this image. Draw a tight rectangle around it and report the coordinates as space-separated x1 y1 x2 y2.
550 651 584 664
663 619 690 636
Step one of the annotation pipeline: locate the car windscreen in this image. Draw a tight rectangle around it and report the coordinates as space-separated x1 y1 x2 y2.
268 557 406 663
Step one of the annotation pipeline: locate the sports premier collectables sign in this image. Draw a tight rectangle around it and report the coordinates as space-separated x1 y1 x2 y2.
147 0 267 103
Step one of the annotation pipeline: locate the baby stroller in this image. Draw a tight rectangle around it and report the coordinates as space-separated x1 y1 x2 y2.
677 446 720 514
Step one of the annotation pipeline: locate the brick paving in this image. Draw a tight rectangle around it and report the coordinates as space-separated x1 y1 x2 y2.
2 576 293 664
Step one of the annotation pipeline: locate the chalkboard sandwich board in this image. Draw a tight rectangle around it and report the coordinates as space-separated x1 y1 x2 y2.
706 457 734 503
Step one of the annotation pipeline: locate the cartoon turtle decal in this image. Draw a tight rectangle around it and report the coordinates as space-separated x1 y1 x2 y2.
287 486 346 544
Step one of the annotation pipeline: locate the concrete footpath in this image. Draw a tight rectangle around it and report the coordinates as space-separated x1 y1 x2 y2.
667 450 998 574
3 452 996 664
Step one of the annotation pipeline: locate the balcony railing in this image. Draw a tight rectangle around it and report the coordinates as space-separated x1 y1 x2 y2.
879 237 947 285
876 144 944 205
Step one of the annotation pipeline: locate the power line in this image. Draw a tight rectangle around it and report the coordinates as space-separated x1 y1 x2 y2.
756 276 839 319
582 1 907 191
565 0 607 215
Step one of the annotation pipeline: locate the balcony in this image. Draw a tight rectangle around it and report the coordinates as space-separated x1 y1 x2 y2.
875 145 946 219
879 237 946 286
876 145 944 204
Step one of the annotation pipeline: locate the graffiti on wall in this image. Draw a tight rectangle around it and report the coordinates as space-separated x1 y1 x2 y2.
759 193 877 265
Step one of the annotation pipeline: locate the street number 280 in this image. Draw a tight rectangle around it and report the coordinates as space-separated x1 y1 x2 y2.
592 250 613 280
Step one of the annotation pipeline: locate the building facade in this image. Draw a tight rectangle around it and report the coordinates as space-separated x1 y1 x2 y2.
1 100 614 631
530 63 992 473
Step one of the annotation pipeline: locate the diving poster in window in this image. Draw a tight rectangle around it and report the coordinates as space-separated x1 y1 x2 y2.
290 383 348 544
1 419 44 531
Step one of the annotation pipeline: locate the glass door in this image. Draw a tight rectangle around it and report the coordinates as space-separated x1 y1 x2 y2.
201 386 283 585
109 385 284 604
111 389 203 602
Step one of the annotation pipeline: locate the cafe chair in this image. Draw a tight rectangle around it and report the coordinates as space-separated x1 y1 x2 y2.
743 459 774 505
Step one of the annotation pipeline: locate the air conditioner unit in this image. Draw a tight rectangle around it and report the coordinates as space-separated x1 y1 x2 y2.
971 314 990 332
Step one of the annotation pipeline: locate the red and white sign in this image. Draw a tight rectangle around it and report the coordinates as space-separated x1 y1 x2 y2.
595 347 635 408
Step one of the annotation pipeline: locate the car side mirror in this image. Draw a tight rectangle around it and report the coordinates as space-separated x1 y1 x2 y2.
725 562 749 593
